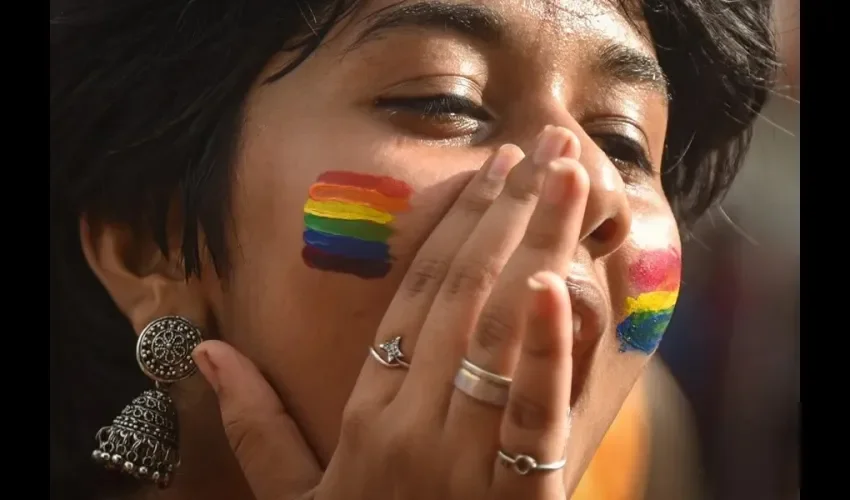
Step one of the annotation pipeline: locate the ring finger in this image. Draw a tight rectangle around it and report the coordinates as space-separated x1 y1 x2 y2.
491 271 574 499
403 126 579 408
446 157 589 472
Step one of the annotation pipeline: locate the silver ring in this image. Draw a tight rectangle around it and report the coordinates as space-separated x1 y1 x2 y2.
497 450 567 475
460 358 512 385
453 365 510 407
368 336 410 369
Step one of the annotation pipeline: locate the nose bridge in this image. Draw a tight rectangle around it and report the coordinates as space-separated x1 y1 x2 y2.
533 109 633 259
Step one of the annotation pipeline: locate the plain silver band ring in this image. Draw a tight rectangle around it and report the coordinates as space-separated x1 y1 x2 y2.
453 366 510 407
497 450 567 475
460 358 512 386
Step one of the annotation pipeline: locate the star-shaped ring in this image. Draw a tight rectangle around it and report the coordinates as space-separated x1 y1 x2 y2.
368 336 411 369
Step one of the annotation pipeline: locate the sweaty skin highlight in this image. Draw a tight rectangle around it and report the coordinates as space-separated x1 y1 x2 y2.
616 248 681 354
302 171 412 279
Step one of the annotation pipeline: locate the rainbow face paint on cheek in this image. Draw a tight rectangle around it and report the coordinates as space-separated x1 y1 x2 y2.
301 171 412 279
616 248 681 354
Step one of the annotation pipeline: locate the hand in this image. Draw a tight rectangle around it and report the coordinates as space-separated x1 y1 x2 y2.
193 125 591 500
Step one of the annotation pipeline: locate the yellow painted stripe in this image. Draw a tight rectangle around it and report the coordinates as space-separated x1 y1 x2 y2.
303 199 393 224
624 290 679 315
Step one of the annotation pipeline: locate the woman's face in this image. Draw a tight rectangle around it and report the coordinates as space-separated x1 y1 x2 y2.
197 0 679 484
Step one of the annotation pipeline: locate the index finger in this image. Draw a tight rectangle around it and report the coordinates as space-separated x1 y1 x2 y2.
348 145 525 407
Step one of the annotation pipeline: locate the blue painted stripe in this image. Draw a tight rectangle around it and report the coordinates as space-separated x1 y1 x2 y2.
303 229 390 261
616 308 675 354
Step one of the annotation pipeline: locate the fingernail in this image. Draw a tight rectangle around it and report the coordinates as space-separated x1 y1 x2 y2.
528 272 550 291
542 161 567 204
192 347 220 393
533 126 568 166
487 145 515 181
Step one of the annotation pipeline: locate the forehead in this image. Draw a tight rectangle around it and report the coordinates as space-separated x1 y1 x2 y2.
336 0 666 98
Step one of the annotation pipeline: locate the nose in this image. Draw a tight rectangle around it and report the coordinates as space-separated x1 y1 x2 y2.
523 118 632 259
574 130 632 259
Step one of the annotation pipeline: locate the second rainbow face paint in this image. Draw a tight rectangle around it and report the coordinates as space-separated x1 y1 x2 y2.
616 248 681 354
302 171 412 279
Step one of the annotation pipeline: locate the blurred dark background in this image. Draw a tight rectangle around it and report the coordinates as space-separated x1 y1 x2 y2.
657 1 799 498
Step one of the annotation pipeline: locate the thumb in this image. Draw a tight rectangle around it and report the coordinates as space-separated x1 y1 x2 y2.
192 340 322 500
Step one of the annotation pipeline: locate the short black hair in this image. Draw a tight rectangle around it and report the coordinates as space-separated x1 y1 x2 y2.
49 0 776 497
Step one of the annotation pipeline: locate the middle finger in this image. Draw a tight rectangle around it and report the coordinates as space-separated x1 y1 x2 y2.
445 155 589 472
400 126 580 410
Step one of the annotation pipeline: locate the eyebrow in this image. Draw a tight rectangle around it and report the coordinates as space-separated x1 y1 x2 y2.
349 2 505 50
349 1 668 98
595 42 670 98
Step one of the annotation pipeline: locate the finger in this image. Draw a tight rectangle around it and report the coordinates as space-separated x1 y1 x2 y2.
192 340 321 500
492 271 573 498
463 157 588 377
405 126 581 408
444 158 588 464
350 145 525 406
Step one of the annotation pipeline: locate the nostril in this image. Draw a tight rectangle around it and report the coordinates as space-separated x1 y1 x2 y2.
590 218 618 242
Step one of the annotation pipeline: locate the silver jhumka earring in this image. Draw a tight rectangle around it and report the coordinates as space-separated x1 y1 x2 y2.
91 316 203 488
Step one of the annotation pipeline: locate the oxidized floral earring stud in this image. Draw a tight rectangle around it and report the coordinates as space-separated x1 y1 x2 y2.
92 316 203 488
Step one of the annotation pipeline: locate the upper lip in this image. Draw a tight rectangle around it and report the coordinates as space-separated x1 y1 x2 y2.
564 272 609 347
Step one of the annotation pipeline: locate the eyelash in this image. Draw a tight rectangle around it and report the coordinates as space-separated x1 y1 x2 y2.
376 94 653 174
376 94 492 122
592 134 654 175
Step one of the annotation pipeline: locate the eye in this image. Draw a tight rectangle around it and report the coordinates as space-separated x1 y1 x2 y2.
374 94 494 141
593 134 654 177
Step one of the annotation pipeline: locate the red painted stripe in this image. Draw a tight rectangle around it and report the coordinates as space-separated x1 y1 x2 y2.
316 171 413 199
629 248 681 293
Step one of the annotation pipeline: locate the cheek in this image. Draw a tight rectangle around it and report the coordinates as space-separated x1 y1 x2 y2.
221 100 491 357
215 105 494 459
238 109 492 264
609 213 681 355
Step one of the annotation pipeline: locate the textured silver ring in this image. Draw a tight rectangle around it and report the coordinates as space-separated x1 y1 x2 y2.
497 450 567 475
368 336 410 369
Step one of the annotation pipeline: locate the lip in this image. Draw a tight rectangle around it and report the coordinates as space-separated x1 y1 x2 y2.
564 273 609 349
564 272 609 405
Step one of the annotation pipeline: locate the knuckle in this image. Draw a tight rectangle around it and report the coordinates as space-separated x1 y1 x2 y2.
456 188 496 215
522 333 559 360
504 174 541 204
383 427 416 473
445 259 501 297
524 314 565 360
521 225 560 251
402 258 449 298
222 413 275 462
340 401 374 447
473 305 516 353
507 393 553 431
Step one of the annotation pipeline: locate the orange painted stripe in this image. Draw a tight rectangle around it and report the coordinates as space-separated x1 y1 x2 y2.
316 171 412 199
309 183 410 212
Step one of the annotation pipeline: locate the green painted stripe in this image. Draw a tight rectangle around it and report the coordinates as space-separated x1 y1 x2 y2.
304 214 392 242
626 308 675 337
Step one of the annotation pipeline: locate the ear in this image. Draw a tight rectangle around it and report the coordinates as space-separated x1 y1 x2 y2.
79 216 209 335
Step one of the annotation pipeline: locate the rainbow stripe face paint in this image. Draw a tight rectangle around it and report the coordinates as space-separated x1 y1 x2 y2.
616 248 681 354
302 171 412 279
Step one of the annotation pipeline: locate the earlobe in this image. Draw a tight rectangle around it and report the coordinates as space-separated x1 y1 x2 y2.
79 216 205 334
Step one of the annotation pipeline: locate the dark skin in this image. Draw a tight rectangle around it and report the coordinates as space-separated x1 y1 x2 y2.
81 0 679 498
